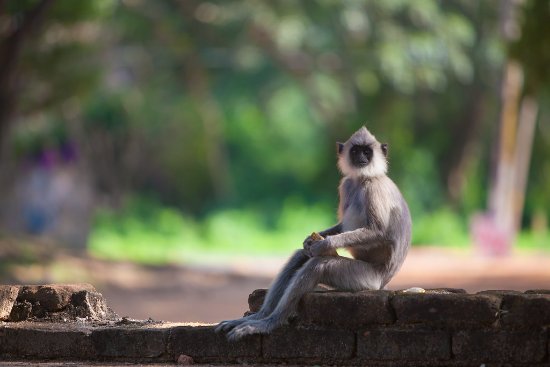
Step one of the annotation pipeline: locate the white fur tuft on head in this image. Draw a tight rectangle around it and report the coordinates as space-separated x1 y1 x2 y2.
337 126 388 178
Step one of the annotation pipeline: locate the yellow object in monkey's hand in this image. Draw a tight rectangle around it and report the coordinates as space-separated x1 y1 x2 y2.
310 232 325 241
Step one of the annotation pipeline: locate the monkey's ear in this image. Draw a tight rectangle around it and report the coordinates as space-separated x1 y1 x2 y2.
381 143 388 157
337 142 344 155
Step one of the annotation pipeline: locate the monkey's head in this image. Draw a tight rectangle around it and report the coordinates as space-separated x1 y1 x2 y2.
337 126 388 178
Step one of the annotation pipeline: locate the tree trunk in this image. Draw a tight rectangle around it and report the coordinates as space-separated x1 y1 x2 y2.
512 95 538 230
0 0 55 161
446 86 486 204
488 60 523 233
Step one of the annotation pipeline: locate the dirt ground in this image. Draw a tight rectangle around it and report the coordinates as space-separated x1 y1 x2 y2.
5 247 550 324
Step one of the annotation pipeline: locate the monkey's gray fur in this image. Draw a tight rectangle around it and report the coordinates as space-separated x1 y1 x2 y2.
215 126 411 341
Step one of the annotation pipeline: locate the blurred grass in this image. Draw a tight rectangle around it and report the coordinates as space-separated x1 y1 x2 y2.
88 197 334 264
88 197 548 264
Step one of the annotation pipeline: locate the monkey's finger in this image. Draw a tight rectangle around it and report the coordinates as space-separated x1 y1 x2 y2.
214 321 228 333
215 319 242 333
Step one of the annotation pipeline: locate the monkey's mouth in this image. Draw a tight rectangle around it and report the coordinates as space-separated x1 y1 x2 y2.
351 159 370 167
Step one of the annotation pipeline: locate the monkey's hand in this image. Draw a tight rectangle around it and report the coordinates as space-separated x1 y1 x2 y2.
309 238 336 257
303 232 324 256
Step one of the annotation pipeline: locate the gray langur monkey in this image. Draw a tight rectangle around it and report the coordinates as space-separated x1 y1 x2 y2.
215 126 411 341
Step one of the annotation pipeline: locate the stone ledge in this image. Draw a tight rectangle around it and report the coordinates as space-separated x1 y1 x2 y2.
1 285 550 366
1 321 548 365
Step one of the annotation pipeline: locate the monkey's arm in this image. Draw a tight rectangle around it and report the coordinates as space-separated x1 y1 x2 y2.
303 223 342 249
309 227 385 256
329 227 385 247
319 223 343 237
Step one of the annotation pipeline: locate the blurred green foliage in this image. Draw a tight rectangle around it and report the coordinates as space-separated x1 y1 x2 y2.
89 197 546 264
89 196 334 264
4 0 550 261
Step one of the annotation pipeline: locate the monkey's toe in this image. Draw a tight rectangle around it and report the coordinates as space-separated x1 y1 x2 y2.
226 319 274 341
215 313 264 333
215 319 242 333
226 324 258 341
214 321 228 333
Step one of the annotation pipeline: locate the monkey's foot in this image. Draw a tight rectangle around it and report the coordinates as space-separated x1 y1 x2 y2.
226 318 275 341
215 313 262 333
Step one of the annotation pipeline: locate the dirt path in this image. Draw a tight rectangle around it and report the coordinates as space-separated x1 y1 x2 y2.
5 248 550 323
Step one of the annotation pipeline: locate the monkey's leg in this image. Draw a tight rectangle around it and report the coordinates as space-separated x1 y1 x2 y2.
215 249 310 333
226 257 381 341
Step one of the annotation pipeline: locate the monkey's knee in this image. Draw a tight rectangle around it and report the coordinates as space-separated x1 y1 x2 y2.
299 256 333 278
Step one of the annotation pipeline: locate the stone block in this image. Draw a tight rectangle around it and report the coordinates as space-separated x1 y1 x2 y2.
7 284 116 322
0 324 93 359
0 285 19 320
248 289 267 313
453 329 547 363
298 290 394 328
357 328 451 361
170 326 260 362
477 290 523 296
500 293 550 328
262 326 354 361
18 284 96 312
91 326 169 359
71 290 117 320
392 293 500 327
8 300 33 321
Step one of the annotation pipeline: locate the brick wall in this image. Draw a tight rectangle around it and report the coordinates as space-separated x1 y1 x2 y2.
1 284 549 365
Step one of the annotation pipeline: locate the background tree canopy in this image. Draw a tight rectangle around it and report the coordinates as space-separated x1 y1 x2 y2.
0 0 548 263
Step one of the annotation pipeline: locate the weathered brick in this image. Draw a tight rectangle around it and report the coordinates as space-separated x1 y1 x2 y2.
170 326 260 362
71 290 117 320
91 326 169 359
453 329 547 363
248 288 267 313
0 324 93 359
263 326 354 361
0 285 19 320
8 300 32 321
18 284 96 312
477 290 523 296
298 290 394 328
500 293 550 328
357 328 451 361
392 293 500 326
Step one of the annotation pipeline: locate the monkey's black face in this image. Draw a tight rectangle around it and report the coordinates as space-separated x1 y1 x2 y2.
349 144 373 167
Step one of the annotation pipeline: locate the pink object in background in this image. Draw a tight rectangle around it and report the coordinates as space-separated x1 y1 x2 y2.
471 213 513 256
